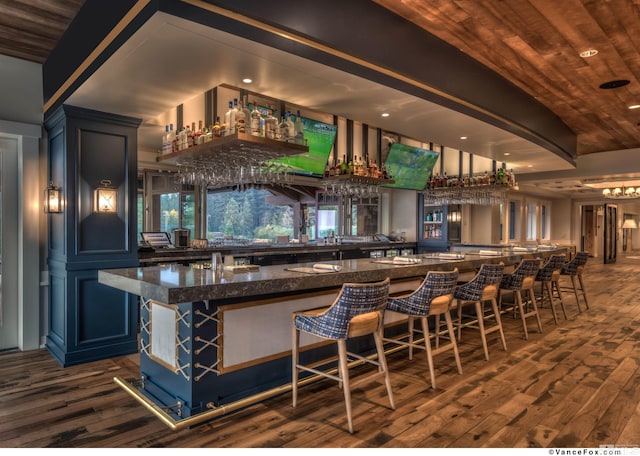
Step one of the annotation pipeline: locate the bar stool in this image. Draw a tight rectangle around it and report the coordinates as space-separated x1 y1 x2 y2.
383 269 460 389
560 251 590 312
291 277 393 434
453 263 506 361
498 258 543 340
534 254 567 324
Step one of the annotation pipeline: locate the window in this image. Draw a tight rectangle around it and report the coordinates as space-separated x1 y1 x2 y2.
508 200 523 241
527 202 537 240
206 188 294 241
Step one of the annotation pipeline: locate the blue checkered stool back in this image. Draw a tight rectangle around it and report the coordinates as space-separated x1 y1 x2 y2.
498 258 543 340
294 279 390 340
383 269 460 389
535 254 568 324
292 277 394 433
454 263 504 302
560 251 590 312
500 258 541 290
453 263 507 360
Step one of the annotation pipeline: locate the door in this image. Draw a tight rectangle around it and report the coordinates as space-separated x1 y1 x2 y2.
0 137 16 350
582 205 596 255
604 203 617 264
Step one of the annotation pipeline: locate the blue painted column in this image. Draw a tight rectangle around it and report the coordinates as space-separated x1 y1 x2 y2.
45 104 141 366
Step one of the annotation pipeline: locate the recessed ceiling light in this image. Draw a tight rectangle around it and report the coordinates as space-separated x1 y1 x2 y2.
242 78 252 84
629 104 640 110
527 165 533 168
579 49 598 58
599 79 630 89
504 152 510 156
460 136 467 140
381 113 390 117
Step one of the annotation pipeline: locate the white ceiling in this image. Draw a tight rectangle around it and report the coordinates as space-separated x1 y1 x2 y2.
62 10 640 202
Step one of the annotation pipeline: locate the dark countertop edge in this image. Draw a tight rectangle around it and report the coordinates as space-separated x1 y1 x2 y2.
100 249 566 304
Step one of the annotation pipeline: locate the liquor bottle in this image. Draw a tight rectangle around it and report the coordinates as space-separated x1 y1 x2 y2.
250 101 261 136
188 122 196 147
242 96 251 132
340 154 348 175
195 120 204 145
276 116 287 141
324 161 331 178
286 111 295 141
204 123 213 143
509 168 516 187
497 168 506 185
213 116 221 137
224 101 233 136
171 125 179 153
265 109 277 139
294 110 304 145
369 160 379 179
231 98 239 133
162 125 170 154
235 99 246 134
167 123 175 153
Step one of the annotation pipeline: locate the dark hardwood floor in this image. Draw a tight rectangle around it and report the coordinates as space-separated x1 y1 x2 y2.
1 255 639 448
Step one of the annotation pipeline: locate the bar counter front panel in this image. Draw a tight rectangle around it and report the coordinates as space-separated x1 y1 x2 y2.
99 248 566 429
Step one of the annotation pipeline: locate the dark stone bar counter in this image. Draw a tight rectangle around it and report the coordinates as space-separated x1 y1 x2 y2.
99 247 565 430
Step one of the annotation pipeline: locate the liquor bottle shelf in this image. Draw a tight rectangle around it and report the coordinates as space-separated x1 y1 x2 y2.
322 174 395 186
156 132 309 166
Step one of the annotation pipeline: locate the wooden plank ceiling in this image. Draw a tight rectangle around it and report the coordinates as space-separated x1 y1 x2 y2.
1 0 639 157
372 0 640 156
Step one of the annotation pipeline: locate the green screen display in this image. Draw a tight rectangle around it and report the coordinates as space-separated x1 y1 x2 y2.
269 117 337 177
383 143 439 190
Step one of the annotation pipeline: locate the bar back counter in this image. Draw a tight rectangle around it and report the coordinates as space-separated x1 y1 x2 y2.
99 247 566 430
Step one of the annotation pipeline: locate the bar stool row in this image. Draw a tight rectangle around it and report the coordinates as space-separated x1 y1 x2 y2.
291 251 590 433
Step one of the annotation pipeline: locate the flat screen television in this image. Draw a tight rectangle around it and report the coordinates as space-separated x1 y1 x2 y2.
268 116 337 177
382 143 439 190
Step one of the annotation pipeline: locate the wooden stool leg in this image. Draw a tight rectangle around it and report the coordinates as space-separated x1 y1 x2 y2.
553 280 568 320
475 300 490 361
545 281 558 324
435 314 441 348
337 339 354 434
445 311 463 374
516 291 529 340
490 297 507 352
408 316 415 360
420 317 437 389
373 328 395 410
529 287 543 333
457 302 464 342
571 275 583 313
292 324 299 407
578 274 590 309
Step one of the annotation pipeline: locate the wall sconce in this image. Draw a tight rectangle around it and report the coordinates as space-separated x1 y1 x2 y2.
94 179 117 213
44 181 62 213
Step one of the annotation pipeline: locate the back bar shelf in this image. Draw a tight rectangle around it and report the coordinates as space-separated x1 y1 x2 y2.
156 132 309 167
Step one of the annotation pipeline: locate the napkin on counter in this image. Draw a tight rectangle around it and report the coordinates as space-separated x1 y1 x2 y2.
479 250 502 256
392 256 421 264
512 246 529 252
439 252 464 259
312 263 342 272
